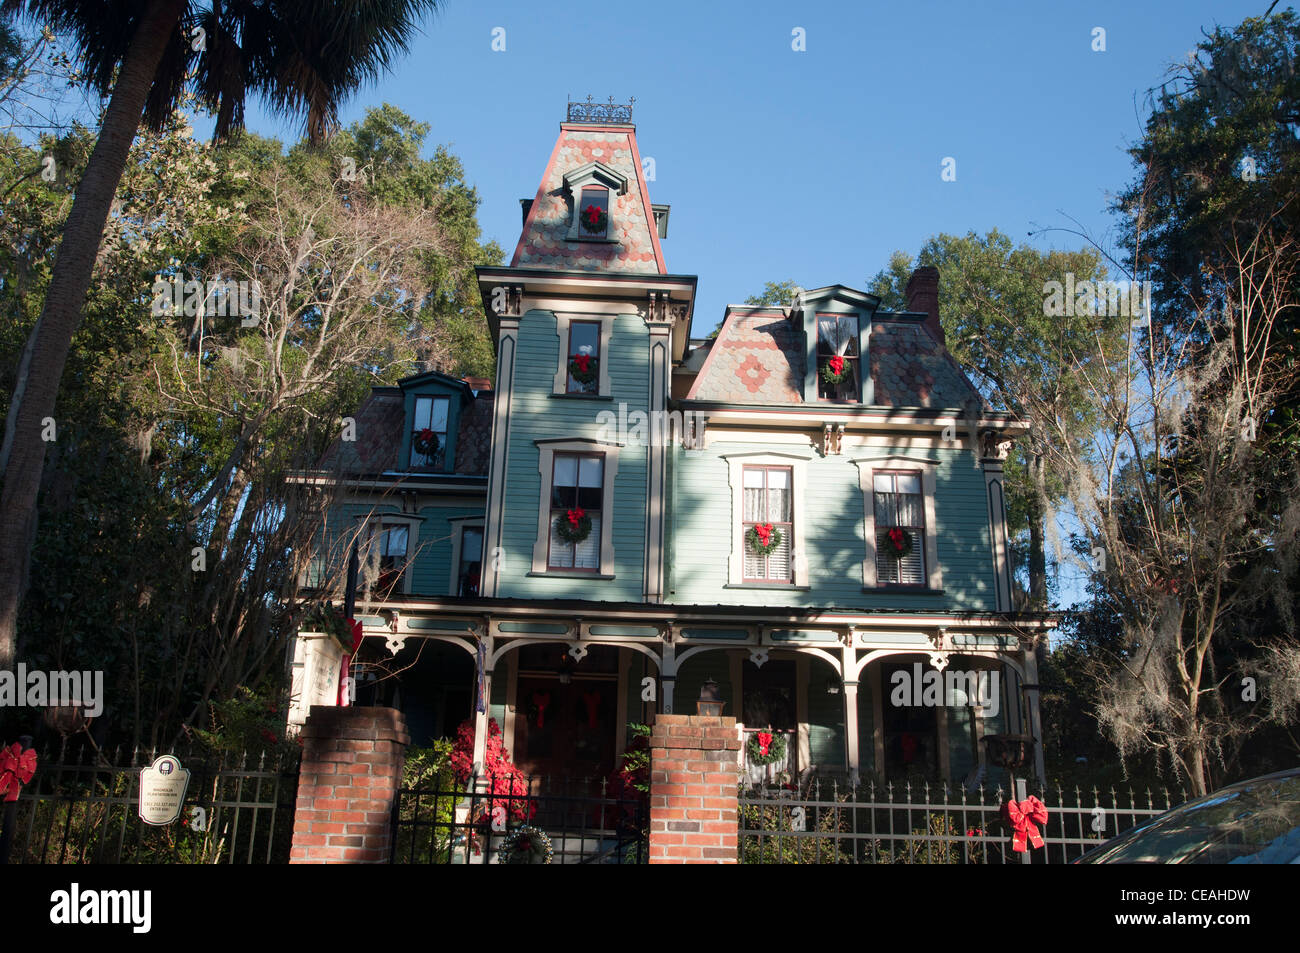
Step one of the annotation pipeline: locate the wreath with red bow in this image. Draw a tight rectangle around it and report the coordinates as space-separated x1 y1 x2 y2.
568 352 599 388
820 354 850 385
556 507 593 544
880 527 913 560
413 428 439 459
0 742 37 802
746 522 783 556
580 202 608 234
747 731 786 766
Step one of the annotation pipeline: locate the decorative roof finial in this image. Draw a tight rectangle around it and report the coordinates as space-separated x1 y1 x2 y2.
567 96 635 124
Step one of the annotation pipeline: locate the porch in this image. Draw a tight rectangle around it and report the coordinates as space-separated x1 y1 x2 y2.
293 597 1055 790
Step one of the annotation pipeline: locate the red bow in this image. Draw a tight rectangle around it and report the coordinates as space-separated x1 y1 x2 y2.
573 353 591 372
566 507 586 528
417 428 434 442
0 743 36 802
888 528 905 551
533 692 551 728
1001 796 1048 852
829 355 844 375
757 731 773 756
584 204 602 226
754 523 773 544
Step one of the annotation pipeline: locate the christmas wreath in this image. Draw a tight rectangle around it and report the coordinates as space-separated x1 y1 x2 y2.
747 730 786 766
580 202 608 234
499 825 554 864
746 522 783 556
568 352 599 388
413 428 439 459
820 354 850 385
556 507 593 544
880 527 913 560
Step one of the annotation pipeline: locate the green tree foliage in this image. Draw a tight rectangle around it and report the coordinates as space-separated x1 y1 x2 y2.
867 231 1124 607
0 104 497 747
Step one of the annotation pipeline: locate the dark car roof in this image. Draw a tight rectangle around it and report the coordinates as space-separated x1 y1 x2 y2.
1077 768 1300 864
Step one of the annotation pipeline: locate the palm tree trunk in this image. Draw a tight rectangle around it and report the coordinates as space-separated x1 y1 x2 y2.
1027 448 1048 607
0 0 185 669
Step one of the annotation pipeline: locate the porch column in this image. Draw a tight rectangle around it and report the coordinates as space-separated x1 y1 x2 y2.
1022 643 1047 787
660 641 676 715
841 642 859 784
472 635 495 773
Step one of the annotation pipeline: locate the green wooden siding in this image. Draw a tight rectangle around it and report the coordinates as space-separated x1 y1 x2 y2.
668 441 995 610
674 651 734 717
319 500 483 597
495 309 649 601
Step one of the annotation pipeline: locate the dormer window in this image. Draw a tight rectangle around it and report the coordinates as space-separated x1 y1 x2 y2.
817 314 860 402
410 395 449 469
562 161 627 242
578 187 609 239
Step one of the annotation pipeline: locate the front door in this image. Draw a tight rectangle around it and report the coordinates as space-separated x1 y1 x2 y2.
514 676 618 783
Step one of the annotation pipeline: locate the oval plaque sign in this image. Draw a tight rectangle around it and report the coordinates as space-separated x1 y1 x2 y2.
138 755 191 826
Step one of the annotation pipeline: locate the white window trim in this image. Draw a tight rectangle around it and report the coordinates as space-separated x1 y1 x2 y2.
353 514 422 596
531 438 621 575
447 517 485 596
722 450 810 587
850 456 942 590
553 313 614 396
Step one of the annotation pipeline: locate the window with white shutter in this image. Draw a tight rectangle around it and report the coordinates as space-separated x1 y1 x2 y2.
742 466 793 583
873 471 927 585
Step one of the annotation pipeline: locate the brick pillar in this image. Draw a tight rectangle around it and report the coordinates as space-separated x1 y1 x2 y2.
648 715 741 864
290 706 409 864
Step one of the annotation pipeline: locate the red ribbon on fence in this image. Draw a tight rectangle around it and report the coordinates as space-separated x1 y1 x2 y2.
0 743 36 802
1001 796 1048 852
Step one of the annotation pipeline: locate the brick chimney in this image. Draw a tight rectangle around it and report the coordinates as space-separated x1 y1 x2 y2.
905 266 944 348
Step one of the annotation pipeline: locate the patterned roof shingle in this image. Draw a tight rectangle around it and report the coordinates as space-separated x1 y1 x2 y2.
318 388 493 476
511 125 665 274
687 304 988 411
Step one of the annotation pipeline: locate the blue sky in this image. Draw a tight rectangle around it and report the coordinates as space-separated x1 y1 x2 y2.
225 0 1275 337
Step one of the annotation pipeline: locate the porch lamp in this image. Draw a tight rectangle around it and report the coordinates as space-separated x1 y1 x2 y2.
697 678 725 717
980 732 1037 813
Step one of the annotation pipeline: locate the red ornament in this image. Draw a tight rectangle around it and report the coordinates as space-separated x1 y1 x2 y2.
829 355 844 375
757 731 773 757
1001 796 1049 852
0 743 36 802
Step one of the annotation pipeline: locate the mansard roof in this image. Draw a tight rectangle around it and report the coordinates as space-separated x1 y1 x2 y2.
511 122 666 274
685 288 988 411
316 384 494 477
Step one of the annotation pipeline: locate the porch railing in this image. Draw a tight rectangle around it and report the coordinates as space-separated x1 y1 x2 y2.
391 774 647 864
739 778 1186 864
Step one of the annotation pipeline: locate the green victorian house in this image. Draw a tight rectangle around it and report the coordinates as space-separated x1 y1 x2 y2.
289 100 1055 789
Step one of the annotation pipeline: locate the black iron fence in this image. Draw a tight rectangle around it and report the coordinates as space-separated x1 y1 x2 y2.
3 742 299 864
391 775 647 864
740 778 1187 864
